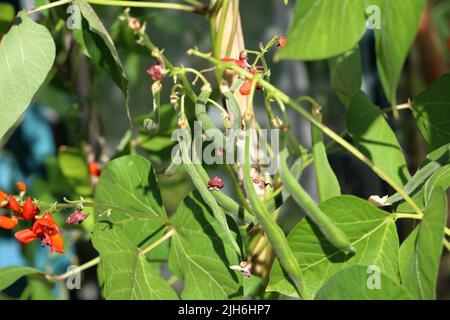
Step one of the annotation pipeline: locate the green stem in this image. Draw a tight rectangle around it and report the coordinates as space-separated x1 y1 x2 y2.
48 228 174 282
51 257 100 282
27 0 72 14
87 0 196 11
214 0 230 58
140 228 175 256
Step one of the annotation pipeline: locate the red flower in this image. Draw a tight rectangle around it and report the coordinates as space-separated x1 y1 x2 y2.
239 79 252 96
22 197 38 220
7 196 21 213
14 229 37 243
15 211 64 254
88 162 102 177
239 69 261 96
0 215 18 230
277 36 287 48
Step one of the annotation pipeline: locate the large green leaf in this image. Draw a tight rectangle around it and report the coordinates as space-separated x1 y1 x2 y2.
168 192 243 299
278 0 366 61
347 91 410 187
94 155 168 251
74 0 130 120
373 0 426 105
0 266 42 291
316 265 413 300
268 196 399 299
398 187 447 299
412 73 450 151
0 13 55 141
328 46 362 107
92 222 178 300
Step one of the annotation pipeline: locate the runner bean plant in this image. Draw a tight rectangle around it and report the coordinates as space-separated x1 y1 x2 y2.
0 0 449 300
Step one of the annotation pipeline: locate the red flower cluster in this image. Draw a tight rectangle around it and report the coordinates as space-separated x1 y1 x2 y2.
0 182 64 254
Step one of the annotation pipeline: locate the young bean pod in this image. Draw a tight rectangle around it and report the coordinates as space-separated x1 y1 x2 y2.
178 128 242 257
195 90 228 152
242 126 305 298
189 132 255 224
278 147 354 252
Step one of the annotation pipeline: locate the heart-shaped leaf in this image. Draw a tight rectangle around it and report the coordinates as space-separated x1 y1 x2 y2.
168 191 243 299
0 13 55 141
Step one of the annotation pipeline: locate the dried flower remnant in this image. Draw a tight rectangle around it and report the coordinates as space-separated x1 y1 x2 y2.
65 210 90 224
208 176 224 191
147 60 165 81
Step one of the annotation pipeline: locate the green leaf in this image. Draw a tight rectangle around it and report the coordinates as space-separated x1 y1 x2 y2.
92 222 178 300
311 110 341 202
94 155 168 250
328 46 362 107
0 266 42 291
278 0 366 61
58 146 92 196
398 187 447 299
388 144 450 204
423 165 450 205
316 265 413 300
373 0 426 105
0 13 55 141
347 91 410 187
168 191 243 299
74 0 130 121
267 196 399 299
412 73 450 150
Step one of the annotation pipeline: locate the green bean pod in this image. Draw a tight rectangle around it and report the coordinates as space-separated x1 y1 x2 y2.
225 78 243 130
188 131 255 224
195 90 227 151
279 147 354 252
178 128 242 257
242 127 305 298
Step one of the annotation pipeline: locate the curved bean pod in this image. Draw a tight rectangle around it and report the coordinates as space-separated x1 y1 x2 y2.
279 147 354 252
